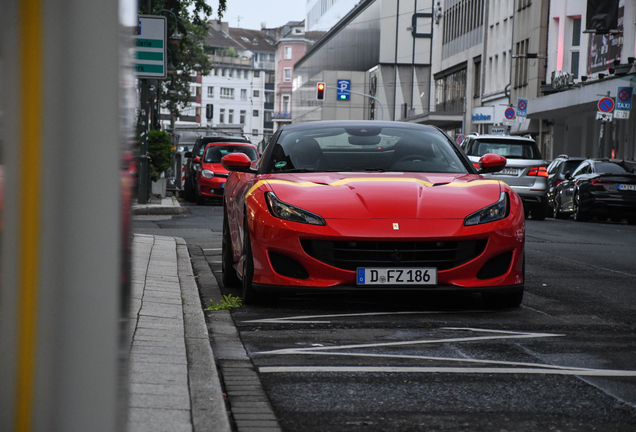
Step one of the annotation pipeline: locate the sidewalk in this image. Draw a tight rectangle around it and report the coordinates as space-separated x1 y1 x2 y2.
128 234 230 432
132 196 186 215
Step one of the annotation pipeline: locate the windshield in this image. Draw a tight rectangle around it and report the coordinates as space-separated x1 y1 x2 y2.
262 126 469 174
471 139 542 160
204 145 258 163
595 162 628 174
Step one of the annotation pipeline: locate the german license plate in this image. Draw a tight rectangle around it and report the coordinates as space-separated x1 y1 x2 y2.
618 183 636 191
495 168 520 176
356 268 437 286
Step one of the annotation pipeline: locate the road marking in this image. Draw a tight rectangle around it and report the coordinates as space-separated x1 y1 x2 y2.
244 310 489 324
202 248 222 251
259 366 636 377
257 328 563 355
255 328 636 377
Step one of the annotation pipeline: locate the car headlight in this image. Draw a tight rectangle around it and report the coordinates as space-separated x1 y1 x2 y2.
265 192 326 226
464 192 509 226
201 169 214 178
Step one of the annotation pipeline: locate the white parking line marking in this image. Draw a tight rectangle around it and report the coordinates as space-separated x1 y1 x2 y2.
255 328 636 377
259 366 636 377
257 328 563 355
244 310 489 324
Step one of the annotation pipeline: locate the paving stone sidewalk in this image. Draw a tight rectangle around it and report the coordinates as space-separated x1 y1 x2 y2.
127 234 231 432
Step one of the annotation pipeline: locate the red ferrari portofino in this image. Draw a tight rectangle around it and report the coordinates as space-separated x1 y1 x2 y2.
221 121 525 307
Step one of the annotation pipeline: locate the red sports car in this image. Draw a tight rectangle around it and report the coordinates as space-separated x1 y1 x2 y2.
195 141 259 204
221 121 525 307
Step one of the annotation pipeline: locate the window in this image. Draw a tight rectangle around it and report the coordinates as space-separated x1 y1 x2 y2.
282 95 290 113
473 57 481 98
570 18 581 78
207 86 214 98
222 68 226 77
254 70 260 78
252 129 258 136
240 110 246 124
228 109 234 123
284 67 292 82
294 28 302 34
220 88 234 99
214 68 219 76
434 68 467 112
284 46 292 59
241 89 247 100
253 90 260 98
253 110 259 117
219 108 225 123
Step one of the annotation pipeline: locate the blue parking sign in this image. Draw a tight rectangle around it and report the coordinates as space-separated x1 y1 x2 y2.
337 79 351 101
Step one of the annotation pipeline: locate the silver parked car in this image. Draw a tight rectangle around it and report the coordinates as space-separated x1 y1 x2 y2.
461 134 549 220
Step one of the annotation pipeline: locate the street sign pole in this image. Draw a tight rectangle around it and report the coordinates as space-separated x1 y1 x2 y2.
597 92 612 158
139 79 151 204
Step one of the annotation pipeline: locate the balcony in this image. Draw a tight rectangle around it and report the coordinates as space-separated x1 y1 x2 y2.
253 61 275 70
265 83 275 90
272 112 291 119
209 54 252 67
264 102 274 110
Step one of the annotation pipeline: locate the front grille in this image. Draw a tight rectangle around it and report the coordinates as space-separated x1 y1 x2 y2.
301 239 487 271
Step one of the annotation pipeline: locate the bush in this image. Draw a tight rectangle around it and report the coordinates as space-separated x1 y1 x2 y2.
148 130 173 182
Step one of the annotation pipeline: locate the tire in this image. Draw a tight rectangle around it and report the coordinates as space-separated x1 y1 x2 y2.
531 203 547 221
222 210 241 288
482 290 524 309
573 193 590 222
628 215 636 225
241 218 264 304
184 175 195 202
553 197 568 220
195 187 204 205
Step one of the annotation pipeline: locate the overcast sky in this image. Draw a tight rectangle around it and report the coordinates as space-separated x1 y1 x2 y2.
207 0 307 30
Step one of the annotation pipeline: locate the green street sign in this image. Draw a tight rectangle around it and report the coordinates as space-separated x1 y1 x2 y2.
133 16 167 79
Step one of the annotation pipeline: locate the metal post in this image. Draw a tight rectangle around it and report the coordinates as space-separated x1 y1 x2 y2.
597 120 605 158
138 79 151 204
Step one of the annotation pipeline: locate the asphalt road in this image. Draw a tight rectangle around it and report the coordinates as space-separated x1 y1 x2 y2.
133 200 636 431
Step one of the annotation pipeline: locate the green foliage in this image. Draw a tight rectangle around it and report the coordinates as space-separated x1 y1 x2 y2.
204 294 243 311
141 0 227 116
148 130 173 181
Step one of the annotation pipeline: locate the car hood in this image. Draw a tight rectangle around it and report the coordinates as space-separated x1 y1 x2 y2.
256 172 503 219
201 162 228 174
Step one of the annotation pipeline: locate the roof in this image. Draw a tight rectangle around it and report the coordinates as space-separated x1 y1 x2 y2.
204 26 242 50
228 27 276 52
467 134 536 142
279 120 439 132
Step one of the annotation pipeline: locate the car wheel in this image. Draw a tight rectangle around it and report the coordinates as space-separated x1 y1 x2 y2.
531 203 547 221
241 218 264 304
195 188 204 205
553 197 568 220
627 215 636 225
482 289 524 309
184 176 195 202
573 193 590 222
222 210 241 288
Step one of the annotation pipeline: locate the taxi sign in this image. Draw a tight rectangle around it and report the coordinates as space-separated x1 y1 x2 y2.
517 98 528 117
616 87 633 112
598 97 615 113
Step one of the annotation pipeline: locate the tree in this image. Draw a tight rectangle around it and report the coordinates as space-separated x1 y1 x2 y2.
142 0 227 118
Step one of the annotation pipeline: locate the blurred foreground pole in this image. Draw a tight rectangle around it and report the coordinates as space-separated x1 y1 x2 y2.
0 0 131 431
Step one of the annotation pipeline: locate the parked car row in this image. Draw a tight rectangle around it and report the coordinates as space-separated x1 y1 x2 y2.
549 156 636 224
183 136 258 205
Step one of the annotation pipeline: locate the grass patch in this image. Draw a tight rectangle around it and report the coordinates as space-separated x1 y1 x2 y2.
204 294 243 311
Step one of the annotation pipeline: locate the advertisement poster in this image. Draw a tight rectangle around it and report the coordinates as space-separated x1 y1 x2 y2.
588 6 623 74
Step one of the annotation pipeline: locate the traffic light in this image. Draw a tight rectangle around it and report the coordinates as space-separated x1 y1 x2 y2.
206 104 213 120
316 82 326 101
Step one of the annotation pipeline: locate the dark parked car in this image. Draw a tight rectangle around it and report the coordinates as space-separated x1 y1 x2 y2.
546 154 585 217
553 158 636 223
183 136 252 201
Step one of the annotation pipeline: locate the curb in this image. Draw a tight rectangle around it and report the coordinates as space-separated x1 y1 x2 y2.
176 238 232 432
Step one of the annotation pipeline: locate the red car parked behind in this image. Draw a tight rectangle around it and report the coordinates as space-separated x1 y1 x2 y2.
195 142 259 204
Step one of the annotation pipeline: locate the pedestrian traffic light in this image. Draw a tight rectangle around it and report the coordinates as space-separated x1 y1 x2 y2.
316 82 326 101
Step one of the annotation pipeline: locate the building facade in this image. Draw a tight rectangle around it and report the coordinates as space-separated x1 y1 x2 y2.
306 0 360 31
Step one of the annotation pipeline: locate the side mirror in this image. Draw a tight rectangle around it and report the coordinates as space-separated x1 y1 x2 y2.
564 171 572 180
477 153 506 174
193 157 201 164
222 153 256 173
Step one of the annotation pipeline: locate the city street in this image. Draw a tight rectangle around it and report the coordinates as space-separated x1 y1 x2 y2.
133 202 636 431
